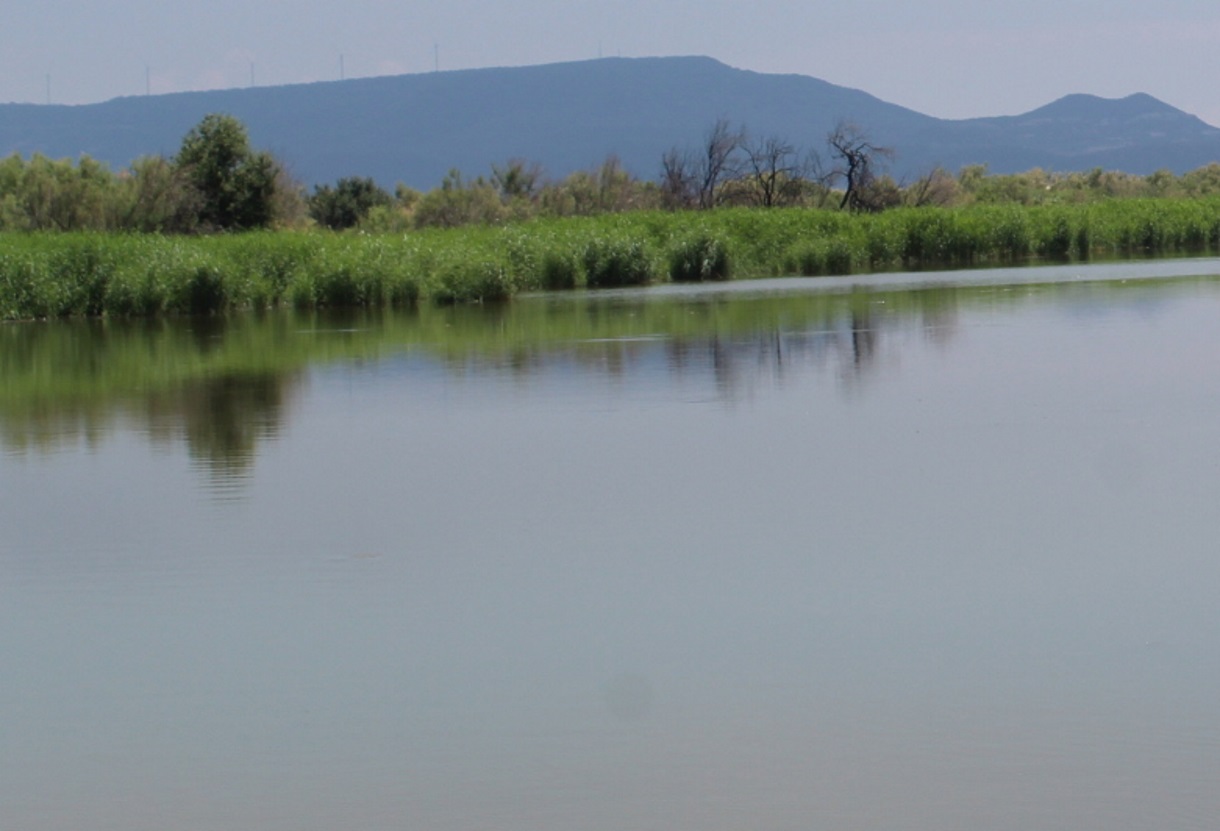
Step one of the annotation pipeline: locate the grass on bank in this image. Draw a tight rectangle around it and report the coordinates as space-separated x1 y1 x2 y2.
4 198 1220 320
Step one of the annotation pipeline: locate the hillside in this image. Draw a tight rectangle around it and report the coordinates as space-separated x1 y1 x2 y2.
2 56 1218 188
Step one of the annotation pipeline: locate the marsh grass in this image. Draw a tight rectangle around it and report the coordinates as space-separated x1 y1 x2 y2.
5 197 1220 319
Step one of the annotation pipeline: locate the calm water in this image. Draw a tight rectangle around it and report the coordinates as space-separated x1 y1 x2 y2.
4 261 1220 830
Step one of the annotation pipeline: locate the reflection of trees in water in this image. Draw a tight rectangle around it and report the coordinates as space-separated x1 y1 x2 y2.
849 309 877 371
145 371 296 486
2 370 297 490
1 372 297 500
0 410 113 455
657 299 960 400
436 298 961 403
1 312 301 494
2 291 964 490
138 321 298 488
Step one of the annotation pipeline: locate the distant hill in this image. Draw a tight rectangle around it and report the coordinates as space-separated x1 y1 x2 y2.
2 56 1218 188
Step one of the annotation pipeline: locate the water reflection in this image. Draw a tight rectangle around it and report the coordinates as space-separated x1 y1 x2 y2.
145 371 294 491
1 322 300 490
0 270 1210 490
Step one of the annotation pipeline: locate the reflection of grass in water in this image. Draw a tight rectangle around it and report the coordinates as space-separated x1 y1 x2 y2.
2 274 1216 464
1 275 1209 401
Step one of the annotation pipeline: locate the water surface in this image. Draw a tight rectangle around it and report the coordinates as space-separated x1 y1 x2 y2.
4 261 1220 830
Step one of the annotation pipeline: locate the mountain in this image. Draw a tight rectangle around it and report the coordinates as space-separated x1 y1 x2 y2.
2 56 1218 188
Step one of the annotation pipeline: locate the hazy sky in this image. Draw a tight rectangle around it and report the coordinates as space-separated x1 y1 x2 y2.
5 0 1220 124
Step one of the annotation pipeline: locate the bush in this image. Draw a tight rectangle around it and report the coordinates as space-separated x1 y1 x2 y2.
309 177 393 230
433 257 515 304
540 249 582 290
582 238 653 288
669 233 731 282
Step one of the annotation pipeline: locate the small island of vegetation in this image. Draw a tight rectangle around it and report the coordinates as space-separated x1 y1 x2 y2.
5 114 1220 320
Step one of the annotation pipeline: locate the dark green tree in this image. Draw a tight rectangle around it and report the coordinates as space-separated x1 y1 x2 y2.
174 114 279 230
308 176 393 229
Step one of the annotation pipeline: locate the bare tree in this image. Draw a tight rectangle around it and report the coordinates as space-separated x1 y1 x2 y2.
659 119 744 210
742 134 805 207
903 166 959 207
660 147 698 209
798 148 837 208
694 118 743 209
827 121 893 211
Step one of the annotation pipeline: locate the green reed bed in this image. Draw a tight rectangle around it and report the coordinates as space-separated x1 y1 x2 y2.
4 198 1220 320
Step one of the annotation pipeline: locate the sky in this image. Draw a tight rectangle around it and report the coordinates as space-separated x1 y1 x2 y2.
3 0 1220 125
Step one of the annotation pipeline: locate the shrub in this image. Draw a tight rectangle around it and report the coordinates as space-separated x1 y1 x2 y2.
433 257 515 304
540 249 581 290
582 238 653 288
669 233 730 282
309 177 393 230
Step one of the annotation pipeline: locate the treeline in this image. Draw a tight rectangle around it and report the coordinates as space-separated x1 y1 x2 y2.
8 114 1220 236
0 114 305 233
305 120 1220 230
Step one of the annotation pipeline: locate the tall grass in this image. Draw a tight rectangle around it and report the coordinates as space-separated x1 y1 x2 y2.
4 197 1220 319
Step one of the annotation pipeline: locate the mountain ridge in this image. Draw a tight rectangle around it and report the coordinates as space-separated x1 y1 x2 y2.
1 56 1217 188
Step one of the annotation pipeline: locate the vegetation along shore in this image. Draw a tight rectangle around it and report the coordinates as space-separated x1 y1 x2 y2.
6 114 1220 320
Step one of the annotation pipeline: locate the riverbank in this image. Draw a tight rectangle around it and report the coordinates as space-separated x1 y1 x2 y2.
4 198 1220 320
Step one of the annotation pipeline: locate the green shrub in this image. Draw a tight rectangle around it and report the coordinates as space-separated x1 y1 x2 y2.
170 265 228 315
540 249 582 290
582 237 652 288
784 240 826 276
990 209 1031 261
669 233 730 282
432 258 515 304
824 237 857 274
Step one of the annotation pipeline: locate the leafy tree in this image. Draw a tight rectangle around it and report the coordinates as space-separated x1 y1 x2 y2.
1144 168 1179 198
539 156 656 217
174 113 280 230
308 176 393 229
0 153 121 231
119 156 200 232
1180 163 1220 197
412 169 506 228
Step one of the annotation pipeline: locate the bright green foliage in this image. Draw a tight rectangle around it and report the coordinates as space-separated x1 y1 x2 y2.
119 156 200 232
7 199 1220 319
0 153 124 231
